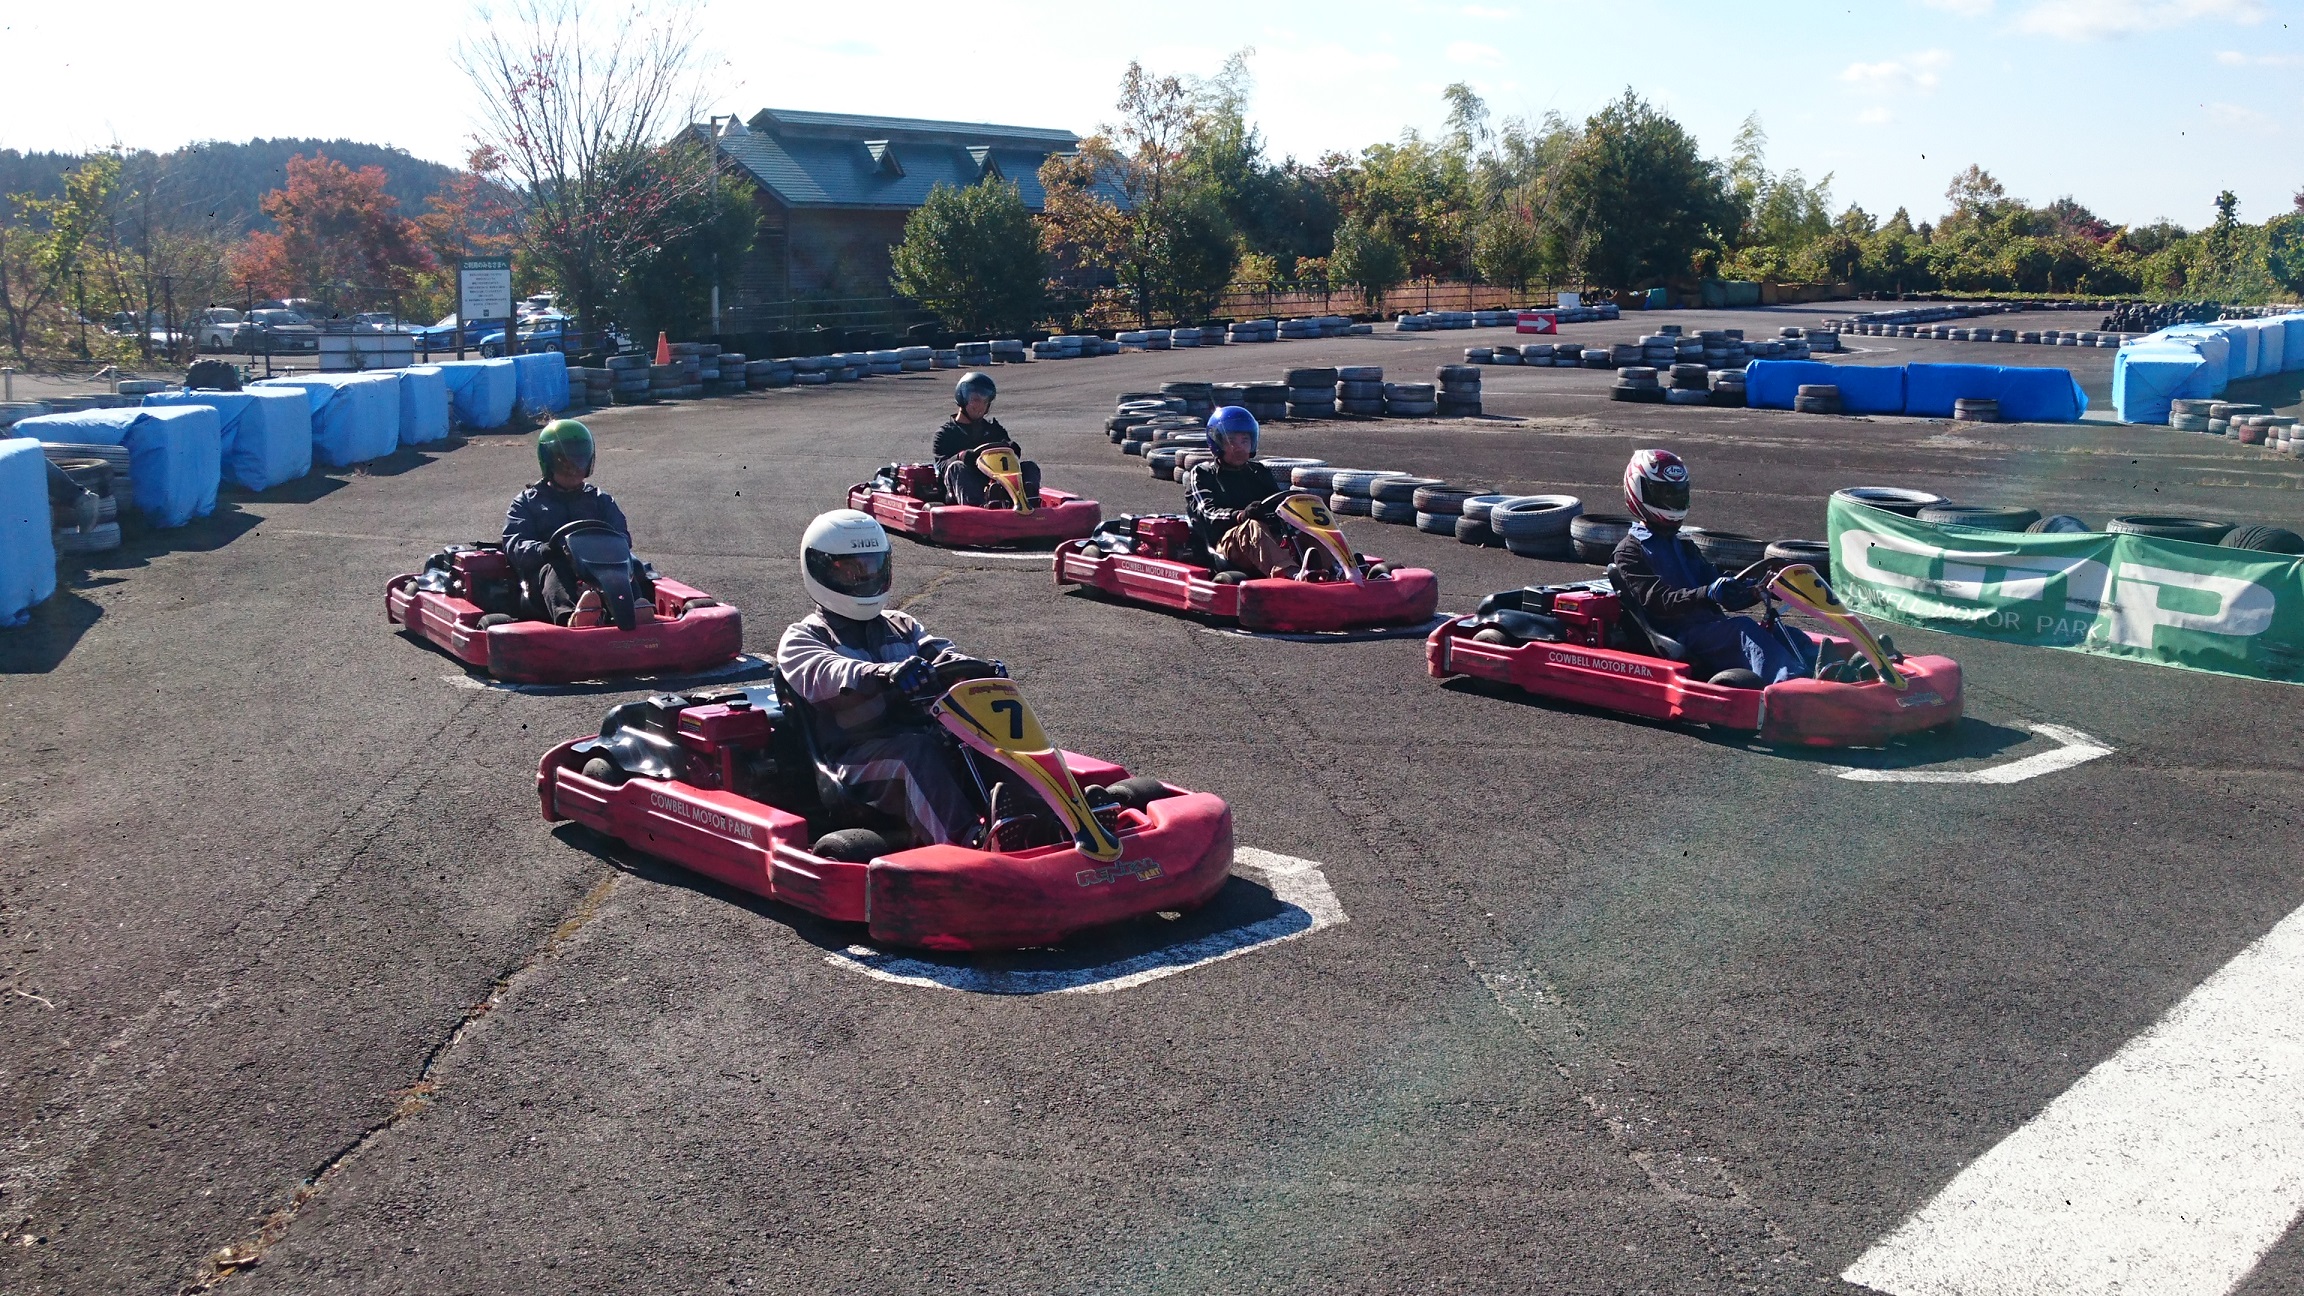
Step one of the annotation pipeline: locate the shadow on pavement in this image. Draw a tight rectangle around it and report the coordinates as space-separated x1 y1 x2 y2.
0 588 102 674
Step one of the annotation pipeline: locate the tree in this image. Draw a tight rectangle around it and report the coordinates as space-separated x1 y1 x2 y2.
2265 213 2304 298
230 153 434 309
0 154 120 359
1471 205 1543 290
462 0 731 333
1546 90 1733 292
1329 216 1407 305
889 179 1048 337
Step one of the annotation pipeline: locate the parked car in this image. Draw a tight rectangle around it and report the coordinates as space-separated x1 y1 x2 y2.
410 313 499 351
353 313 414 334
479 312 572 357
244 309 319 353
197 307 247 352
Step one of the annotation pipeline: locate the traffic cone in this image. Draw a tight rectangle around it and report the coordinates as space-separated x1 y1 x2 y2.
654 331 672 366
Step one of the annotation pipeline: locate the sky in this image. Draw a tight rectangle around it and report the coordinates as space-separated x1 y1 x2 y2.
3 0 2299 230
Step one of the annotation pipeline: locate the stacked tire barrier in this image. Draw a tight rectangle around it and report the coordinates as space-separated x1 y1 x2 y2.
12 405 222 528
1284 368 1337 419
1489 495 1581 559
1436 365 1482 417
1336 366 1384 416
1228 319 1279 343
1383 382 1437 417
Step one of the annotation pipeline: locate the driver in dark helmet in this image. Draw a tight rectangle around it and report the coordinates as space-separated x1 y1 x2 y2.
1610 448 1827 685
503 419 635 626
1182 405 1297 576
933 371 1041 506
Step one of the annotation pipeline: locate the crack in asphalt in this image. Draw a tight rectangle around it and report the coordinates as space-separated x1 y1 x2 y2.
176 869 624 1293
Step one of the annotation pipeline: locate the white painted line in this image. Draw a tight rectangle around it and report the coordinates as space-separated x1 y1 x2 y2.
1834 723 2111 784
1843 899 2304 1296
824 847 1345 995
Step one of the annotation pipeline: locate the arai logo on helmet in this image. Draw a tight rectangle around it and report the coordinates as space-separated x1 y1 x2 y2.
1661 463 1687 482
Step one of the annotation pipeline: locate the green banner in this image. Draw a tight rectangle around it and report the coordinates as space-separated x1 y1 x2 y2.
1826 498 2304 684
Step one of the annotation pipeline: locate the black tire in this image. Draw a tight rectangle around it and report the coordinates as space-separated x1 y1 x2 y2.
1211 570 1245 584
476 613 518 629
1571 539 1616 564
2106 515 2233 544
1833 487 1947 517
1918 504 2042 531
1414 511 1457 534
1329 494 1372 516
1454 515 1494 545
1568 512 1634 547
1370 476 1444 504
812 828 891 862
2027 515 2092 534
1764 540 1832 576
1490 495 1583 541
184 358 240 391
1370 500 1418 524
1709 668 1764 690
1685 528 1769 570
2220 524 2304 554
580 756 625 785
1105 775 1173 809
52 458 113 496
1412 485 1475 515
1291 465 1340 493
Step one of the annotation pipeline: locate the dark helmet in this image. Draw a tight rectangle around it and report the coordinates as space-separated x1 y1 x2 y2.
536 419 596 480
1623 448 1691 533
954 371 997 407
1207 405 1259 457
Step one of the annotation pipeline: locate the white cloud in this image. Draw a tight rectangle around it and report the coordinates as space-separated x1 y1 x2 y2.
2215 49 2304 65
1840 49 1953 91
1858 106 1895 125
1444 40 1505 67
2014 0 2265 40
1917 0 1995 15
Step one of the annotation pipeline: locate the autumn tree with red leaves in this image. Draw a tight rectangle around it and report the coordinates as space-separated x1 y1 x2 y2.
231 153 435 310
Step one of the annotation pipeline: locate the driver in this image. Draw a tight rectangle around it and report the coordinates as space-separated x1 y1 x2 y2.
1182 406 1294 576
503 419 632 627
1609 449 1821 684
777 509 992 847
933 371 1041 507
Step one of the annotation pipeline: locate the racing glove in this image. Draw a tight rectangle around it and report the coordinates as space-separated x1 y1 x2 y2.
884 656 934 698
1706 577 1761 611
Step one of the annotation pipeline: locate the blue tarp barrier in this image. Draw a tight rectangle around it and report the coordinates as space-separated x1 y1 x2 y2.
11 405 223 527
2113 342 2214 425
512 352 569 419
2261 317 2287 376
399 366 451 445
432 358 517 429
0 437 55 626
1903 362 2088 422
254 373 400 467
141 387 312 491
2286 315 2304 369
1743 360 1907 414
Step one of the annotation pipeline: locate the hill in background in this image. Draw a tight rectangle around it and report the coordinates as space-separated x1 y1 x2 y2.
0 138 462 239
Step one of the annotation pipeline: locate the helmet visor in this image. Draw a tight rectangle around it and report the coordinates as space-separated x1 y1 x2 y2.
806 548 891 599
1639 478 1689 513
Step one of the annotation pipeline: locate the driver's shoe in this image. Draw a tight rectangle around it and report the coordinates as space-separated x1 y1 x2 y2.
567 589 606 628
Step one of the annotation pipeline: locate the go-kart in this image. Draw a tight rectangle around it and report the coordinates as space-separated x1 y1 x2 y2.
387 519 743 684
537 659 1234 950
849 444 1101 547
1427 561 1961 747
1055 490 1441 633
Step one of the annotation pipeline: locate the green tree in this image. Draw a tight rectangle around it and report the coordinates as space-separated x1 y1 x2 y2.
889 179 1047 337
1329 216 1407 305
0 153 119 359
1546 90 1733 291
611 169 756 342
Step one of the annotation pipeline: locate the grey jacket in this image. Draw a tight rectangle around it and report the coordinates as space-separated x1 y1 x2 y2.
776 609 954 746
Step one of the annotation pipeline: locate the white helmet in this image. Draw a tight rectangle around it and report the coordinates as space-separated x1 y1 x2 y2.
802 509 893 620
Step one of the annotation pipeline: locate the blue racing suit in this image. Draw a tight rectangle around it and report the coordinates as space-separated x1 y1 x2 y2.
1610 524 1815 683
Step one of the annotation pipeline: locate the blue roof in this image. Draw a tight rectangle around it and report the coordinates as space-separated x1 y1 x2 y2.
714 108 1082 210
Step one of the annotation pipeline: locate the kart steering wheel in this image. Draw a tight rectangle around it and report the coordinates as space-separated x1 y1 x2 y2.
1247 491 1298 519
547 517 621 555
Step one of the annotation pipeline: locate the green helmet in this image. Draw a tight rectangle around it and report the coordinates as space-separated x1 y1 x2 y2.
536 419 595 480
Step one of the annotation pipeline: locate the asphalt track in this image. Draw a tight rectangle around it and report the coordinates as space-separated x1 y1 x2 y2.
5 305 2303 1295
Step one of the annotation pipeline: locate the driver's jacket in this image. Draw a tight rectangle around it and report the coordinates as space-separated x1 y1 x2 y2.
1182 459 1280 550
502 481 629 585
777 609 955 747
932 416 1019 469
1610 523 1725 631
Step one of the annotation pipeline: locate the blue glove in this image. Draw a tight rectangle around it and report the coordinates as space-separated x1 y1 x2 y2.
1707 577 1760 610
887 657 933 698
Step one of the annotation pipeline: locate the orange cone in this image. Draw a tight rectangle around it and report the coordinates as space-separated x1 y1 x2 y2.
654 332 672 366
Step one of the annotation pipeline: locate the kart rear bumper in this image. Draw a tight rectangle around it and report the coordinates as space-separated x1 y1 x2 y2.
390 574 742 683
1055 541 1440 631
848 485 1101 547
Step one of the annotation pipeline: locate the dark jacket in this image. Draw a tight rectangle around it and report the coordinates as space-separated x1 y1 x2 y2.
1611 524 1725 631
503 481 630 584
1183 459 1280 548
933 416 1019 467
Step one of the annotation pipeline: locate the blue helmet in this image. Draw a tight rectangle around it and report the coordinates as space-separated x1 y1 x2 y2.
1207 405 1259 457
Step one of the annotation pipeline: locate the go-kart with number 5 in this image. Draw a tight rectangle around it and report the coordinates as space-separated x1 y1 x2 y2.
850 443 1103 547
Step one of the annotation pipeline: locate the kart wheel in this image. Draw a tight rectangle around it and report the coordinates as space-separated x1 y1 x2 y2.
477 613 517 629
1212 571 1245 584
1709 668 1763 690
1105 776 1173 810
812 828 891 862
580 757 625 784
1474 627 1516 645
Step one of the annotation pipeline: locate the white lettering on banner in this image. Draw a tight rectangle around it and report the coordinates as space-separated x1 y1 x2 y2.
2103 562 2276 648
648 791 756 842
1548 649 1655 679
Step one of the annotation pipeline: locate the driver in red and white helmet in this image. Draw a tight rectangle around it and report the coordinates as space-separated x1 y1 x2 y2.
1610 449 1825 685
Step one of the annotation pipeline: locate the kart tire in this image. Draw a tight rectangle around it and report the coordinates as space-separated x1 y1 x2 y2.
1106 775 1174 810
2221 524 2304 553
1370 476 1444 504
2106 515 2233 544
1370 500 1418 524
1329 493 1372 516
1291 465 1340 493
581 757 625 785
477 613 518 629
1568 512 1633 548
1833 487 1946 517
1412 485 1475 515
1415 511 1458 534
1763 540 1832 578
1460 494 1509 523
1709 668 1764 690
2026 514 2092 534
1212 571 1245 584
1918 504 2041 531
812 828 890 863
1489 494 1583 541
1454 515 1495 545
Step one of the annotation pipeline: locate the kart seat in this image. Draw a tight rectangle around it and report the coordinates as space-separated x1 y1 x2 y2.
1604 566 1688 662
770 672 903 832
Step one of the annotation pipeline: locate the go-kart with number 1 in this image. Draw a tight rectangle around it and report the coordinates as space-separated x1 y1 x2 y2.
1056 488 1441 633
1428 561 1961 747
849 444 1102 547
387 520 743 684
536 657 1234 951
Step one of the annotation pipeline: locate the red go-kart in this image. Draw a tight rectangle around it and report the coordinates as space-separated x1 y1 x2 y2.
387 521 743 684
537 665 1234 950
849 444 1101 547
1428 562 1961 747
1055 490 1441 634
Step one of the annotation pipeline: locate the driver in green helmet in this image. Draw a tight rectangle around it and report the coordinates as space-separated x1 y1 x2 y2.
503 419 635 626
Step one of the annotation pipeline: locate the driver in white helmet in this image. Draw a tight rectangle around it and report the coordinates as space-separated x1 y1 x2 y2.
776 510 990 846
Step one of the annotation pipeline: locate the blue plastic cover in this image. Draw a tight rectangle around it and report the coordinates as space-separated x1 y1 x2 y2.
254 374 401 467
2259 317 2286 376
0 437 56 626
2227 321 2260 381
432 358 518 429
398 366 451 445
513 352 570 418
1903 363 2087 423
1742 360 1906 414
141 388 313 491
2113 342 2213 423
2285 314 2304 371
11 405 223 527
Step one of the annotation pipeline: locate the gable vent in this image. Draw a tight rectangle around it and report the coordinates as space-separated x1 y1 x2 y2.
865 140 903 176
967 145 1002 180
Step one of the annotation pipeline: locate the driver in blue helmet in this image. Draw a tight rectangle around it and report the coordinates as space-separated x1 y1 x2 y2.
503 419 635 626
1182 406 1299 577
933 371 1042 507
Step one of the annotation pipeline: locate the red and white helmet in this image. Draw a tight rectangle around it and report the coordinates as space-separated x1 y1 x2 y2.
1623 449 1691 532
